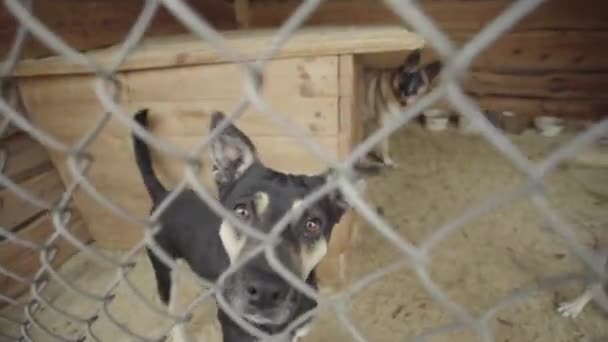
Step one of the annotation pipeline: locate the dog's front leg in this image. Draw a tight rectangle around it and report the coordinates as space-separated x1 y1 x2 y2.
290 323 312 342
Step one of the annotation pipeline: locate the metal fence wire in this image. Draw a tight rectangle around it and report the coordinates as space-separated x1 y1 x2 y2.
1 0 608 341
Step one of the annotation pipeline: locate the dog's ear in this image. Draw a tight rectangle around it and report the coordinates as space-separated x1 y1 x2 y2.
209 112 257 186
422 61 442 83
400 49 421 73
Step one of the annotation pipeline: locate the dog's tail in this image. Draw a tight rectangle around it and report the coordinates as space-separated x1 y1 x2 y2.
132 109 167 203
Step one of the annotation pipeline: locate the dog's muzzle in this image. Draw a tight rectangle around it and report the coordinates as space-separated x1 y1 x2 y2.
223 268 299 326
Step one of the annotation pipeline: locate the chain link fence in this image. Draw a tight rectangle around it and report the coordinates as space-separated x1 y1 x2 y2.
1 0 608 341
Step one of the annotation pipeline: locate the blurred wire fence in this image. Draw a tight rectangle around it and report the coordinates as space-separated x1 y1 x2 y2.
1 0 607 341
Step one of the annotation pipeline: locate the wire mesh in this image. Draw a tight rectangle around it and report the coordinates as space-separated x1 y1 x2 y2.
1 0 607 341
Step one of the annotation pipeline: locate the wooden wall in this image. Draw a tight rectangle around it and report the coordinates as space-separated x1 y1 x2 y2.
243 0 608 121
0 0 237 60
2 0 606 120
0 95 91 304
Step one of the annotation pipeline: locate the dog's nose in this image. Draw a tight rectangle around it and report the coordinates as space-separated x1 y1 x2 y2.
245 277 290 309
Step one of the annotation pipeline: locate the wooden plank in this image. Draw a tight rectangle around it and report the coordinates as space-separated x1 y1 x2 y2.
466 71 608 100
462 31 608 72
246 1 608 72
337 55 361 158
338 54 355 97
13 26 424 76
17 74 128 106
248 0 608 31
0 133 53 185
19 97 338 141
0 168 64 231
399 31 608 72
316 55 363 292
129 98 338 137
126 56 340 100
0 82 25 140
0 0 237 60
0 212 91 302
361 32 608 73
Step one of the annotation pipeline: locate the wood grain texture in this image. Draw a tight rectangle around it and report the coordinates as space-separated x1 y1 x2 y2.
0 0 237 60
465 71 608 100
0 212 91 302
131 99 339 137
14 26 424 76
316 55 362 291
0 168 64 231
16 74 128 106
457 31 608 72
244 0 608 122
125 56 339 100
247 0 608 32
0 133 53 185
368 31 608 72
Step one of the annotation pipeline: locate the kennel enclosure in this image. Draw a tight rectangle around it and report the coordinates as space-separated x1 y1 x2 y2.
11 26 424 290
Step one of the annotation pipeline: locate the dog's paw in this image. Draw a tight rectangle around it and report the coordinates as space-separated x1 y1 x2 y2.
557 299 585 318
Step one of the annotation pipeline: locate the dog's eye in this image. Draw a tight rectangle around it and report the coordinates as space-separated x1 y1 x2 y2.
304 218 322 237
234 204 249 220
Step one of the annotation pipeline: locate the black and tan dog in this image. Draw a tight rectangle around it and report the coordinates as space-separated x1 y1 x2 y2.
361 49 442 167
132 110 376 341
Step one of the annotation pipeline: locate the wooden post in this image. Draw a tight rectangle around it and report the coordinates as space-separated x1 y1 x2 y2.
316 55 363 292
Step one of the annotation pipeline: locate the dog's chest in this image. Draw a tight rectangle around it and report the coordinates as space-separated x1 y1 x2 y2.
361 70 403 131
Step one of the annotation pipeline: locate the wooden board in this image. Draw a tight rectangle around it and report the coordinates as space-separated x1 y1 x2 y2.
0 0 237 60
134 99 338 137
0 168 64 231
247 0 608 32
0 212 91 303
125 56 339 100
366 32 608 72
246 0 606 71
315 55 363 291
13 26 423 76
18 56 339 104
0 133 53 185
16 74 128 106
459 31 608 72
465 71 608 100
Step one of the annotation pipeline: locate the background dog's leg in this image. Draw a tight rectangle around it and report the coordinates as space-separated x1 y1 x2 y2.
169 267 194 342
557 287 594 318
380 113 396 168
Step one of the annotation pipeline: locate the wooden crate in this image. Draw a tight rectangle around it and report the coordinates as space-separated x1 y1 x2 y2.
13 26 423 290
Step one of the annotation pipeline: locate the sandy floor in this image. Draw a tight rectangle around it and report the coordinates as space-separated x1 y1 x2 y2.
2 125 608 341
